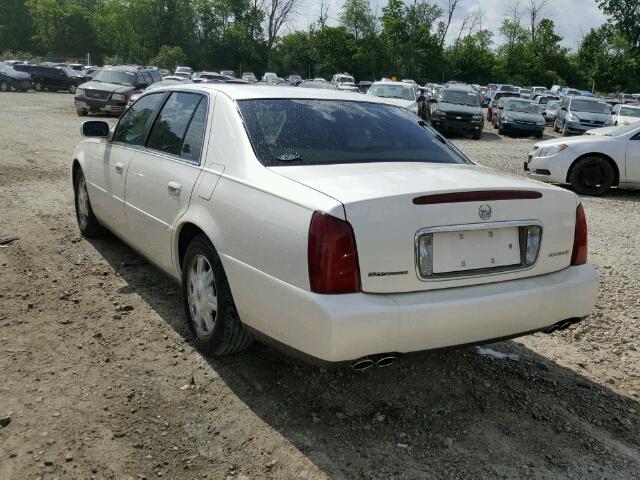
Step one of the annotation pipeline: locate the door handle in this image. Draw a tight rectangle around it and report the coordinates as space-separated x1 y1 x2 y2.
114 162 125 173
167 181 182 195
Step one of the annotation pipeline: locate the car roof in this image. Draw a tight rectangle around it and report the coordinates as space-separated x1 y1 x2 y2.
150 83 411 105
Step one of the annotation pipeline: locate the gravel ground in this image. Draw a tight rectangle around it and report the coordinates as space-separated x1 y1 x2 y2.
0 92 639 479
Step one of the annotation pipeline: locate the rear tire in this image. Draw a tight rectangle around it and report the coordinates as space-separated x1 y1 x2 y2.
69 85 77 94
74 169 103 237
553 122 559 133
76 109 88 116
561 122 570 136
34 82 43 92
535 131 544 138
473 131 482 140
0 81 8 92
569 156 615 196
181 235 252 356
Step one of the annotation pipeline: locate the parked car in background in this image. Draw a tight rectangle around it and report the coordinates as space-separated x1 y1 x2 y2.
174 66 193 78
367 81 425 118
493 98 545 138
531 86 547 95
610 104 640 125
526 122 640 195
336 82 359 93
263 72 279 85
519 88 532 99
313 77 327 83
159 69 171 78
331 73 355 85
357 80 372 93
554 96 613 135
543 100 561 124
560 87 580 97
75 65 161 116
298 80 337 90
0 63 32 92
126 79 188 107
242 72 257 83
429 85 484 139
163 75 192 82
220 70 236 78
192 72 232 82
72 83 598 365
487 91 521 122
13 63 84 93
617 93 637 104
288 74 303 86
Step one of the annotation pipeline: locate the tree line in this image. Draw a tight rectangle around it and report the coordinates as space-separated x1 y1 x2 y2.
1 0 639 92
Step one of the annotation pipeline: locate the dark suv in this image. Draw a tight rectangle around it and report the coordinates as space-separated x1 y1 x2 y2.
75 66 161 116
13 63 84 93
0 63 31 91
429 86 484 139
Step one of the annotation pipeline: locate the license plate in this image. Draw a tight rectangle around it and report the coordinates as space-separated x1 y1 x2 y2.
432 227 520 274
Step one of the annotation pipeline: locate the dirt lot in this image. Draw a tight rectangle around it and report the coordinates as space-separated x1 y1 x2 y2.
1 92 639 479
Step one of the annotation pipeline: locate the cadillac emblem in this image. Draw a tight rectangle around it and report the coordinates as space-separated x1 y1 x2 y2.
479 204 492 220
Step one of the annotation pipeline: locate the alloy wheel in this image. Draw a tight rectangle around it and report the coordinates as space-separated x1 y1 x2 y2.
76 175 90 230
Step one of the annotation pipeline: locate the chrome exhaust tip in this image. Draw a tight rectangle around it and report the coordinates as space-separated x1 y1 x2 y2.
351 358 375 371
373 355 397 368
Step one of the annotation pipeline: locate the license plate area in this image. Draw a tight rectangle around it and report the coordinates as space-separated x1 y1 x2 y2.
415 221 542 281
432 227 520 273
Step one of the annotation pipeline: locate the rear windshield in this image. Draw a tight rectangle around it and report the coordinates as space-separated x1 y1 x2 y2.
619 106 640 117
441 89 479 106
369 84 415 101
238 99 471 167
571 99 610 114
505 100 540 114
93 69 137 86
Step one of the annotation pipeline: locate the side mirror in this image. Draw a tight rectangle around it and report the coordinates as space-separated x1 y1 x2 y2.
561 106 567 111
81 121 110 137
428 98 437 103
499 106 504 110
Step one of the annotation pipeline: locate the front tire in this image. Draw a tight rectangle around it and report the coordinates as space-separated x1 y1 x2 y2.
182 235 252 356
569 156 615 196
0 81 7 92
76 109 88 116
69 84 77 94
34 82 43 92
74 169 103 237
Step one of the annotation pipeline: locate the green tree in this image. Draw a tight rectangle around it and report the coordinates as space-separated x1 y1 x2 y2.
149 45 187 70
0 0 34 53
339 0 375 43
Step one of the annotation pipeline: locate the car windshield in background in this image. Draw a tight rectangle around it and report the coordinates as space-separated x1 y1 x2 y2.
572 99 610 114
369 84 415 101
441 90 479 106
546 101 560 110
0 64 15 74
93 70 137 86
506 101 540 114
620 107 640 117
238 99 471 167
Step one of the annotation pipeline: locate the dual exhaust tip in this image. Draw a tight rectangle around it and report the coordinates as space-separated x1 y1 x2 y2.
544 317 582 334
351 354 398 371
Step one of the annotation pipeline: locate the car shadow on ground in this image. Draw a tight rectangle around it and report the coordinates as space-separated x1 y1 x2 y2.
89 235 640 477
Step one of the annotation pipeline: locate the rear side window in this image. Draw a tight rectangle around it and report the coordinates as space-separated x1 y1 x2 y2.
238 99 471 166
113 93 165 146
149 70 161 82
146 92 203 157
180 99 208 163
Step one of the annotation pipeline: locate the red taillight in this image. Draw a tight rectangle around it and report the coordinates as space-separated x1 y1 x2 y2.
571 203 588 265
308 211 361 294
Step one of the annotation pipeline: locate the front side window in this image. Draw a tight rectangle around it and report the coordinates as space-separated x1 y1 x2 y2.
113 93 165 146
238 99 471 167
146 92 203 156
620 107 640 118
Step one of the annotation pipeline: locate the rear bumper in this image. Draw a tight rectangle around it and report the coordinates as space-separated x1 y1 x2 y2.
223 255 599 363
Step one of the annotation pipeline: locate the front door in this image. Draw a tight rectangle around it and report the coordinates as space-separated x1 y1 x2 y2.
124 91 210 272
87 92 166 233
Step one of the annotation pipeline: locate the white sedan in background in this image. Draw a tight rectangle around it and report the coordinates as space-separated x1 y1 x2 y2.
368 81 423 117
72 84 597 368
611 103 640 126
526 123 640 195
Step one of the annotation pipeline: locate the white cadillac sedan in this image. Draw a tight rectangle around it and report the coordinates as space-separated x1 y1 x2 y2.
525 123 640 196
72 84 598 368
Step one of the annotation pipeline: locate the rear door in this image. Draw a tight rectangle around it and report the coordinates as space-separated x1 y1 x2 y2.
124 91 210 272
87 92 166 232
626 132 640 183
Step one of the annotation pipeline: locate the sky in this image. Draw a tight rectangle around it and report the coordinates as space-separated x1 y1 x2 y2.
293 0 608 50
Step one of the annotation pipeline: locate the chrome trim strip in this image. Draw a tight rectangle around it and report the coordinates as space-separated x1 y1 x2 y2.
414 220 543 282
